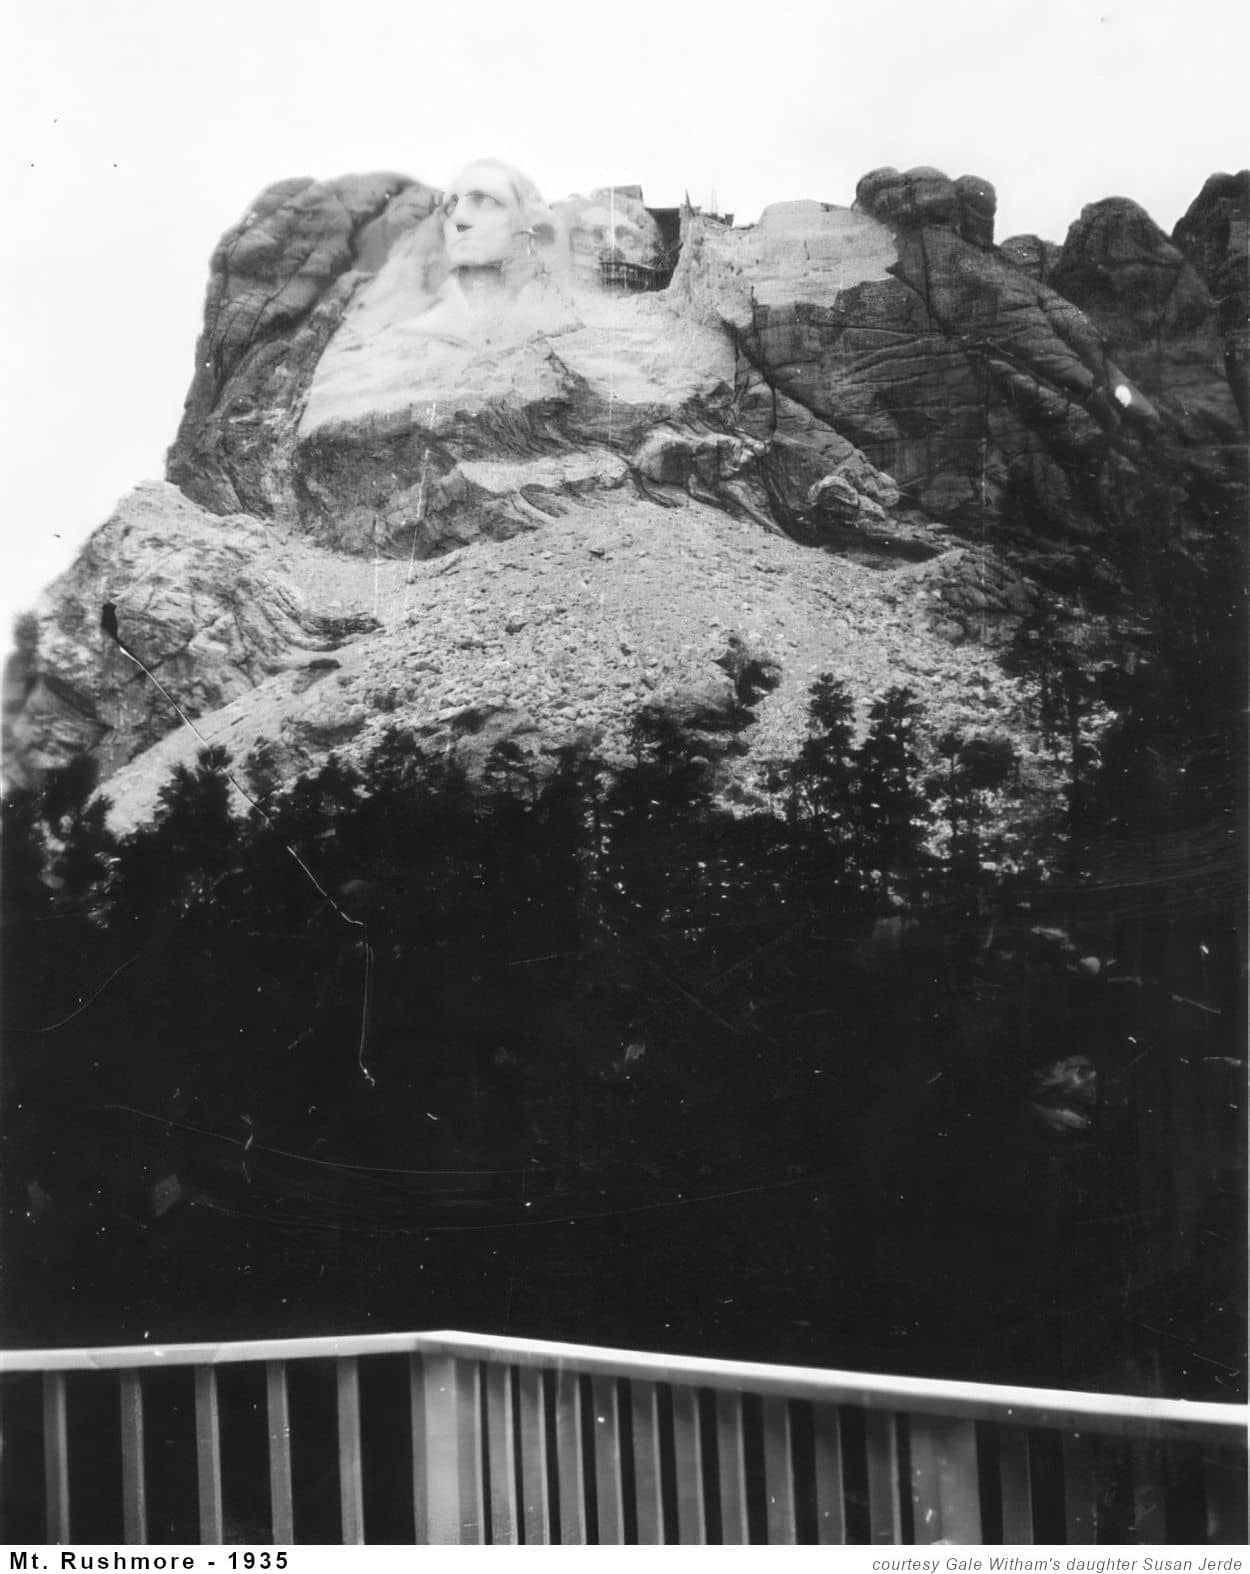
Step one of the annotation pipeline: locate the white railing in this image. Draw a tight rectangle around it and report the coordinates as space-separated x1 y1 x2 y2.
2 1330 1245 1545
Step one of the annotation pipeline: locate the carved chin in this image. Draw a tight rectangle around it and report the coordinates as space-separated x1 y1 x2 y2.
446 233 512 267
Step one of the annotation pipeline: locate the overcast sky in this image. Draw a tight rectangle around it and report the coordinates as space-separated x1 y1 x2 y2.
2 0 1246 649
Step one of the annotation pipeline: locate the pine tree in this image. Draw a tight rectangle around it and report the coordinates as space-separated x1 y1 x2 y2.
856 686 928 897
791 674 857 829
1004 600 1108 841
930 731 1017 877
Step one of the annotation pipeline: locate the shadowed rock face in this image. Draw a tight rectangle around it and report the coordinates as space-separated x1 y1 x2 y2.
998 234 1062 286
6 161 1245 819
1171 170 1250 427
1049 196 1243 453
1 484 380 790
167 173 442 518
675 189 1133 569
856 165 997 248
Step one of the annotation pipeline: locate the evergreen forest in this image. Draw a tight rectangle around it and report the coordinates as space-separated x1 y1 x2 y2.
2 566 1246 1404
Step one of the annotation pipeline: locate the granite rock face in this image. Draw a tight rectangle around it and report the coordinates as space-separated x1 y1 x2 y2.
53 486 1042 835
1049 196 1243 455
855 165 997 247
167 173 440 518
6 162 1244 823
2 484 378 789
1171 170 1250 426
673 188 1141 570
999 234 1062 285
292 275 741 554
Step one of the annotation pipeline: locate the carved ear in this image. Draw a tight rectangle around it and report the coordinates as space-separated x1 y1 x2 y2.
518 202 558 243
519 205 572 275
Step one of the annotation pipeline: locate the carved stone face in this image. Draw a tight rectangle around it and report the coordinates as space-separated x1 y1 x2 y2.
572 205 648 267
442 162 523 269
552 189 664 288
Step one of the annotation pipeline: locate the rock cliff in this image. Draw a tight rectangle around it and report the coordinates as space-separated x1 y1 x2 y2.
1171 170 1249 428
6 162 1245 827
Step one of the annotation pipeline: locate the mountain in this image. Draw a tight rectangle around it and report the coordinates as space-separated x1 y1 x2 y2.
4 161 1245 828
3 161 1245 1391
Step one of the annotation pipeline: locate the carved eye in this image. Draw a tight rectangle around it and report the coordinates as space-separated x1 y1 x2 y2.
442 194 459 217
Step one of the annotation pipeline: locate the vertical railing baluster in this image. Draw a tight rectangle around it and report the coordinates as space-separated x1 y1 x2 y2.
1126 1438 1165 1542
670 1385 706 1544
460 1361 485 1543
715 1390 750 1544
554 1368 586 1544
865 1410 902 1544
336 1358 365 1544
408 1355 429 1544
42 1371 71 1544
119 1371 147 1546
1062 1432 1098 1543
762 1396 797 1543
193 1367 224 1544
630 1379 664 1544
1202 1444 1248 1544
419 1352 459 1544
590 1375 625 1543
517 1366 550 1544
1096 1435 1135 1541
998 1426 1034 1544
485 1363 518 1544
813 1404 846 1544
909 1414 982 1544
417 1352 482 1543
265 1361 294 1544
420 1351 459 1544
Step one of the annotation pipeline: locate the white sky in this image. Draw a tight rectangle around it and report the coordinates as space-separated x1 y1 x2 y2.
2 0 1246 650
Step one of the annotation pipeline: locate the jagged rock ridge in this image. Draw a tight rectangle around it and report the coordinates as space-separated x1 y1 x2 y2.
5 160 1245 827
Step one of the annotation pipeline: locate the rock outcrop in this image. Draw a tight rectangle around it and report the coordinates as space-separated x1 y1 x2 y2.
999 234 1061 286
671 175 1160 572
167 174 437 519
2 484 378 789
855 165 997 248
6 160 1245 827
1171 170 1250 426
1049 196 1242 455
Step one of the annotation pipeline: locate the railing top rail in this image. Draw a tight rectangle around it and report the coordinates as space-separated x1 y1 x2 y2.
2 1329 1245 1440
